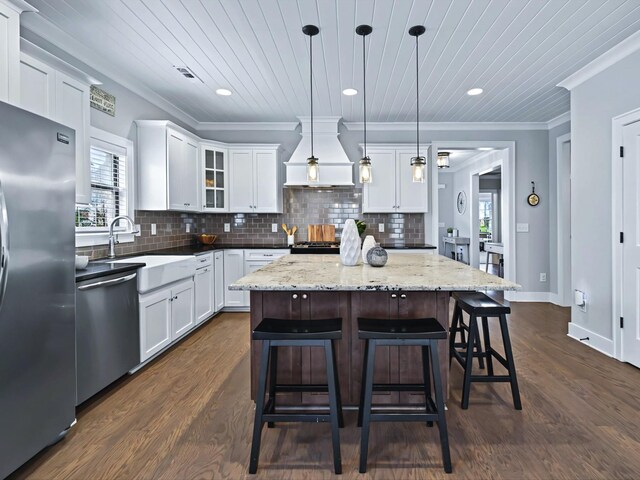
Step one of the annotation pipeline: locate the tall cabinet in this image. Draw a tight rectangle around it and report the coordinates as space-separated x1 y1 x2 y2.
0 0 31 105
228 145 282 213
361 144 429 213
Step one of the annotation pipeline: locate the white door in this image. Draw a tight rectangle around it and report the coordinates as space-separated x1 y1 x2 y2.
223 250 246 307
171 280 195 339
622 121 640 367
182 138 200 211
195 266 214 324
362 150 396 213
167 129 186 210
19 54 56 117
139 288 172 362
253 150 278 213
397 150 428 212
214 251 225 312
228 149 254 212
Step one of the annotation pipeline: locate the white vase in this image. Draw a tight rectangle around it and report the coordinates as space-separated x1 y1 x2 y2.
340 219 361 266
361 235 376 264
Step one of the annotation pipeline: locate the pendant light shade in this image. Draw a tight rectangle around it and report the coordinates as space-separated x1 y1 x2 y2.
409 25 426 183
356 24 373 184
303 25 320 184
437 151 450 169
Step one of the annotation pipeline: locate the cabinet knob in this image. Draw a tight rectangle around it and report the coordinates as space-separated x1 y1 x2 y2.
400 294 407 299
292 294 298 299
302 294 308 299
391 293 397 298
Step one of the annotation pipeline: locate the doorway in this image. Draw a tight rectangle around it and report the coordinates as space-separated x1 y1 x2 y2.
557 134 571 306
478 167 503 277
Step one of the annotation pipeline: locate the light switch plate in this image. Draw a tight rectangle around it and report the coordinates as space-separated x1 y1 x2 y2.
271 223 278 233
134 224 141 237
438 222 445 228
151 224 157 236
516 223 529 233
224 223 231 232
378 223 385 233
186 223 191 233
539 273 547 282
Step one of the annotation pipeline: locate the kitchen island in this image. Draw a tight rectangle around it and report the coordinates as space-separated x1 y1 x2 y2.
230 253 519 406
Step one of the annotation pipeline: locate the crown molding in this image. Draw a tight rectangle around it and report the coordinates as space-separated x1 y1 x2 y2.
0 0 37 13
558 29 640 91
546 111 570 129
196 122 299 132
344 121 550 131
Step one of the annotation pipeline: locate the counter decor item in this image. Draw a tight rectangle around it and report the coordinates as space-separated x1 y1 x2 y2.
361 235 376 264
528 181 540 206
453 228 459 237
447 227 453 237
355 219 367 237
366 245 388 267
195 233 217 245
340 219 361 266
75 255 89 270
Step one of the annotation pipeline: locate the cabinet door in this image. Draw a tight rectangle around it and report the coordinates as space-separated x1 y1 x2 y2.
214 251 224 312
244 261 269 306
362 150 396 213
195 266 214 324
228 149 254 213
139 288 172 362
223 250 246 307
202 146 228 212
19 54 56 117
167 130 186 210
397 150 428 212
171 280 195 339
253 149 280 213
55 72 91 204
0 1 20 104
182 138 200 211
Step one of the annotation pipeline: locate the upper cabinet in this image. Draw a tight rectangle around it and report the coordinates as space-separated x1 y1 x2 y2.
0 0 28 105
201 143 228 212
229 146 282 213
136 121 200 212
362 145 429 214
19 49 92 204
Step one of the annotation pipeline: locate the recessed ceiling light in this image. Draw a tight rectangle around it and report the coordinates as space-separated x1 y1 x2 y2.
216 88 232 96
467 88 483 96
477 147 493 151
342 88 358 96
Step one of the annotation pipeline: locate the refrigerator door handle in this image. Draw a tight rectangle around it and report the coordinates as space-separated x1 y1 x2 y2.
0 178 9 311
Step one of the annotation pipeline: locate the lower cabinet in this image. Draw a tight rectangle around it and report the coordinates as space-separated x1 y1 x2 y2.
214 251 224 312
139 278 195 362
224 249 246 307
195 253 214 324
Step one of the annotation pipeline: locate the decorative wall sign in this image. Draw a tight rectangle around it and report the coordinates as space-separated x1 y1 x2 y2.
90 85 116 116
528 181 540 206
457 191 467 214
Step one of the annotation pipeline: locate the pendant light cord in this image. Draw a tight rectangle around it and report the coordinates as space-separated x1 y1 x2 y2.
310 33 314 158
363 32 367 158
415 33 419 159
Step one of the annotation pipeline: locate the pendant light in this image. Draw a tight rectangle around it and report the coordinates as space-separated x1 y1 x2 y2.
409 25 426 183
437 151 450 169
356 24 373 184
303 25 320 184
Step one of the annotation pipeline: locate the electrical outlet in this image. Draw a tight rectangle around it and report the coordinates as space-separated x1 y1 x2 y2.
516 223 529 233
224 223 231 232
271 223 278 233
378 223 385 233
539 273 547 282
134 224 141 237
186 223 191 233
151 224 157 236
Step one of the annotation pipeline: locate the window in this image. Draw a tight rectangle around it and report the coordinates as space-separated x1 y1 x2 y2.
75 128 135 246
479 192 493 239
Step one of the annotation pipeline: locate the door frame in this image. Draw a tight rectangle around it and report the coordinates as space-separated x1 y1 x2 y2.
556 133 572 307
431 141 516 297
470 158 503 269
612 107 640 361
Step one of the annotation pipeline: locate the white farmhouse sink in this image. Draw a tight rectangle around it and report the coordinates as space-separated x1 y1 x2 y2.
110 255 197 293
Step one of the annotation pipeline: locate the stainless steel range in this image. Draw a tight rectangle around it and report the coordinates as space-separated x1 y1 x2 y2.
290 241 340 254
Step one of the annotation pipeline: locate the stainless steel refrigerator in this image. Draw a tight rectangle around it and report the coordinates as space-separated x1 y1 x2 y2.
0 101 76 478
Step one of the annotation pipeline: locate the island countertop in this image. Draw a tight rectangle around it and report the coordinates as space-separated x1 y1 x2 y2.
230 253 520 292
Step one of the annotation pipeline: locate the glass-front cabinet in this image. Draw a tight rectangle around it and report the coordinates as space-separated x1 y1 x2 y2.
201 143 228 212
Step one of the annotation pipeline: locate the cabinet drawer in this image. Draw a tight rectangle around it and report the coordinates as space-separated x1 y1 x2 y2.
244 249 289 261
195 252 214 267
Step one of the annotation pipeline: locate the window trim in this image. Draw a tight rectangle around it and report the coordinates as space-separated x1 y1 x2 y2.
76 127 136 248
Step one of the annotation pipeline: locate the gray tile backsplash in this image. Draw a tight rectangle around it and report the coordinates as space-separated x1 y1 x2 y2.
76 187 424 259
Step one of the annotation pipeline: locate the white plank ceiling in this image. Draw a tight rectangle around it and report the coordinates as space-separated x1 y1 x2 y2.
22 0 640 123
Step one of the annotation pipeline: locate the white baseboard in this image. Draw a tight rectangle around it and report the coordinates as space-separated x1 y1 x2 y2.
507 291 553 302
567 323 614 357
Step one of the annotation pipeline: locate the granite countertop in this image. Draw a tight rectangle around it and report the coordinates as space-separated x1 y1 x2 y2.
75 261 146 283
230 253 520 292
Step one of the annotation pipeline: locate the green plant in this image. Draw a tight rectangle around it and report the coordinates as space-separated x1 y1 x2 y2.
355 220 366 236
447 227 453 234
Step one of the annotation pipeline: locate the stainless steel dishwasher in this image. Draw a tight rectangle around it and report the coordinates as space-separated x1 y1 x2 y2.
75 271 140 405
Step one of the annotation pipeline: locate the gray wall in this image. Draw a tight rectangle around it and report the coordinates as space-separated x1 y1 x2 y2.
438 172 455 250
569 48 640 340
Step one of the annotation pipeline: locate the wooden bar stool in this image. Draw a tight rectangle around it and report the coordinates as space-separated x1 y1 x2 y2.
450 292 522 410
449 299 485 369
248 317 344 475
357 317 452 474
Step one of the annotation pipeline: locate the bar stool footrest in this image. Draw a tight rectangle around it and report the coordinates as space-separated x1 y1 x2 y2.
262 413 333 423
274 384 330 393
370 412 440 422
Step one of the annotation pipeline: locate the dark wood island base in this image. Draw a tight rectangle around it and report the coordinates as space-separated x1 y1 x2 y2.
250 290 451 406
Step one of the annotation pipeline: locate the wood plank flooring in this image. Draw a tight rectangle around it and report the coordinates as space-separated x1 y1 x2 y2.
10 302 640 480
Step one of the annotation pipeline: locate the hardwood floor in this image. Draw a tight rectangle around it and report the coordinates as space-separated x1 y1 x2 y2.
10 303 640 480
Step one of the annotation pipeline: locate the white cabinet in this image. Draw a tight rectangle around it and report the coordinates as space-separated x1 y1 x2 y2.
223 249 246 307
214 251 224 312
228 145 282 213
0 0 23 105
139 278 195 362
201 143 228 212
194 253 214 325
19 52 91 204
136 120 200 212
242 249 289 306
362 145 429 213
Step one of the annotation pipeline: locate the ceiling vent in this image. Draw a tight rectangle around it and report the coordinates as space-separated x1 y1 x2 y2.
174 66 202 82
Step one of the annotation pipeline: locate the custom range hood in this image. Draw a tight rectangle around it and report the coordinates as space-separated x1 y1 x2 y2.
285 116 354 187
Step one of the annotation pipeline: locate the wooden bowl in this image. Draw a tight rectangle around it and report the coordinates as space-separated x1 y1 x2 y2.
196 234 217 245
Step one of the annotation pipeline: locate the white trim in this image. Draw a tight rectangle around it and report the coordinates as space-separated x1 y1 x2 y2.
0 0 37 13
547 112 571 129
508 292 553 302
196 122 299 132
611 107 640 361
556 133 572 307
567 323 614 358
344 121 550 131
559 29 640 91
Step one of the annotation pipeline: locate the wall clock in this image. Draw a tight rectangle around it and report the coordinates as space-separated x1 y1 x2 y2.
528 181 540 207
457 191 467 214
